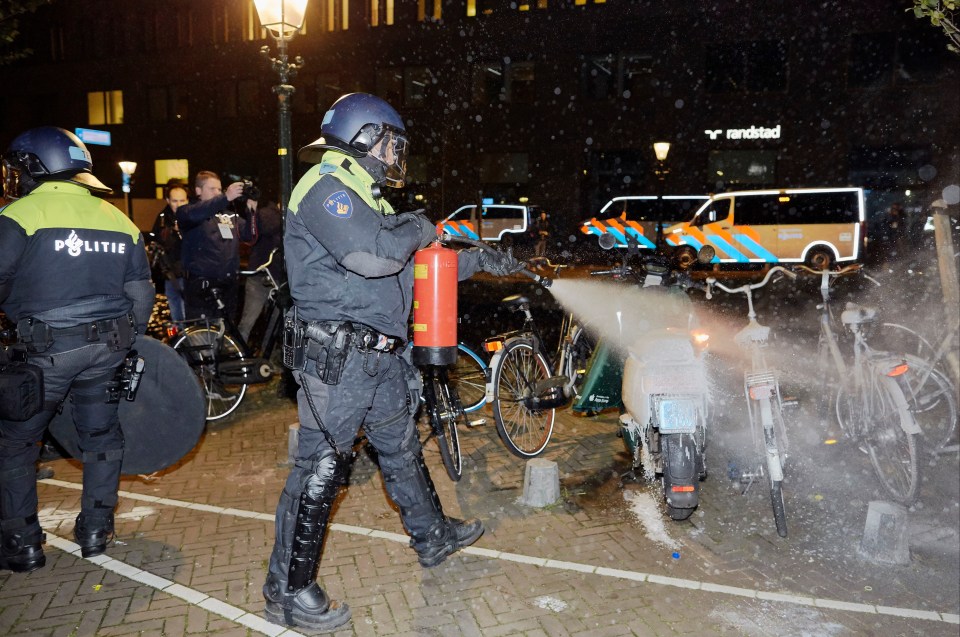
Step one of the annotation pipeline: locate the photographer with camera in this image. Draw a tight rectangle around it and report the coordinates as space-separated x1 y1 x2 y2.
176 170 257 321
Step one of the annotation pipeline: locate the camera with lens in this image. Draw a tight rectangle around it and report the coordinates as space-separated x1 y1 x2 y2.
239 179 261 203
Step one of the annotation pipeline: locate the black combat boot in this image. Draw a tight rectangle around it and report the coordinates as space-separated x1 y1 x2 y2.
380 443 484 568
263 449 351 632
0 514 46 573
411 516 484 568
74 512 114 558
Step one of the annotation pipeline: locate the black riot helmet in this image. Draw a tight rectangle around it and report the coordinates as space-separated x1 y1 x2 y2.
2 126 111 200
299 93 409 188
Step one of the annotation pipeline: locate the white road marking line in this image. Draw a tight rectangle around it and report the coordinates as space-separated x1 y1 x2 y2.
44 534 302 637
40 478 955 624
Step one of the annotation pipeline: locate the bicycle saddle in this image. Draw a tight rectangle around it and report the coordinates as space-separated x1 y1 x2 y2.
840 302 877 325
502 295 530 310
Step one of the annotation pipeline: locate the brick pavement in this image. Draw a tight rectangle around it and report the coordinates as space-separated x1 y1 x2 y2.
2 382 958 636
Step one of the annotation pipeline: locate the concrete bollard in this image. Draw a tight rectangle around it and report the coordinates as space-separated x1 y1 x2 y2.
287 422 299 466
519 458 561 507
859 500 911 565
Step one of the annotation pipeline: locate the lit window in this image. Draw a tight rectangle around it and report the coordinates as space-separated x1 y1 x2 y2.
87 90 124 125
243 1 266 41
154 160 190 197
371 0 394 26
417 0 441 20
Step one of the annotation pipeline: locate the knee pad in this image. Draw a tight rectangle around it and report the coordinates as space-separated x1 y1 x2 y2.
302 448 350 500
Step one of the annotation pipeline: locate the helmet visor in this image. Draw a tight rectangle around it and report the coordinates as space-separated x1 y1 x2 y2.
369 125 408 188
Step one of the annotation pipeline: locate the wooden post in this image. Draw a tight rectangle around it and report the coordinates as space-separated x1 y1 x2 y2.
932 209 959 388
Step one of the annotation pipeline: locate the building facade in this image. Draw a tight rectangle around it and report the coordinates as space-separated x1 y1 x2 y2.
1 0 957 238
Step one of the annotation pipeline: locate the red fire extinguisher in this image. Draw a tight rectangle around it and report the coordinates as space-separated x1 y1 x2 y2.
412 241 459 366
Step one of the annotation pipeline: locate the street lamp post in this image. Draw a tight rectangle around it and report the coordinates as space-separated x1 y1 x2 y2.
652 142 671 249
254 0 308 215
119 161 137 221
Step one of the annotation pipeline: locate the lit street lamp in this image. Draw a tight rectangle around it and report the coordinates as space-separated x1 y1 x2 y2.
255 0 307 215
119 161 137 220
652 142 671 248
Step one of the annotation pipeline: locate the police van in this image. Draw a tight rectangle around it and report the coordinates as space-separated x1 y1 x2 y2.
664 188 866 269
437 203 539 245
579 195 709 249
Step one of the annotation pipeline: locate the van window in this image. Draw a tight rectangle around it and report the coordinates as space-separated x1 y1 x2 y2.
733 195 779 225
779 192 859 224
480 206 524 220
451 207 474 221
695 200 731 226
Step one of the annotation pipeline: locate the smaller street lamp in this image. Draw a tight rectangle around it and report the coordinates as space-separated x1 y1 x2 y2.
652 142 671 248
119 161 137 220
255 0 308 215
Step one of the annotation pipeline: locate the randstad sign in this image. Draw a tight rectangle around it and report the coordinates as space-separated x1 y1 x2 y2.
704 125 781 141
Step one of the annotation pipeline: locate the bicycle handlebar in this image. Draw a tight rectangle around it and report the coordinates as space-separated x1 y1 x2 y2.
590 267 634 277
706 265 797 299
794 263 860 277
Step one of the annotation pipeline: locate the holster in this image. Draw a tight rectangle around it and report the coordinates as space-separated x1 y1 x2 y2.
0 346 44 421
15 318 53 353
284 320 354 386
306 322 353 386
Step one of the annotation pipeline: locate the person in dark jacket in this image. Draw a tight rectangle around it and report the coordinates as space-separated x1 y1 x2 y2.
0 127 154 572
149 180 189 323
238 199 283 343
262 93 520 632
176 170 256 321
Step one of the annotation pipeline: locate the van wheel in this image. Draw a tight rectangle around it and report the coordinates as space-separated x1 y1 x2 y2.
805 248 834 271
674 246 697 270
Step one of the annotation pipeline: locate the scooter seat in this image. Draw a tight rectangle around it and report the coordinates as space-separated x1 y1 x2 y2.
502 295 530 310
840 303 877 325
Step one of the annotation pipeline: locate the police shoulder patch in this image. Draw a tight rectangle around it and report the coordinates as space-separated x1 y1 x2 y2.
323 190 353 219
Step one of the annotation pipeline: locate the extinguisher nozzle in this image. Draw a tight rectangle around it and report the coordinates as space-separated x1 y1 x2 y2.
520 268 553 288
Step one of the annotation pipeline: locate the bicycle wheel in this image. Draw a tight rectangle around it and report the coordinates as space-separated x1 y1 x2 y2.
450 344 487 413
759 400 788 537
491 338 555 458
863 375 920 504
423 367 464 481
563 324 596 399
898 354 958 453
172 327 248 421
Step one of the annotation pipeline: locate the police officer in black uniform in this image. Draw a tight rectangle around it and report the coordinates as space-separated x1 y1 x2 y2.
263 93 521 631
0 127 154 572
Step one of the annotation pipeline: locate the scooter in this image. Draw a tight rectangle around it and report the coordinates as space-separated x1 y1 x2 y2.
576 234 714 520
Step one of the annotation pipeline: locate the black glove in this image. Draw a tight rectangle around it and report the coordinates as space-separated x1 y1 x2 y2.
479 249 523 277
406 211 437 249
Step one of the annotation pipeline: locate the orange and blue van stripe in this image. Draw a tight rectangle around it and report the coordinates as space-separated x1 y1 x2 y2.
438 220 480 240
580 219 657 249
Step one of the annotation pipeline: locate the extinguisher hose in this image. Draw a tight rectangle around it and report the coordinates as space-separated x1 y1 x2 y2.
438 233 552 288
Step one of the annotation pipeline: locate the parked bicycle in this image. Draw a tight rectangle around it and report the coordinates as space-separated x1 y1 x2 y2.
874 320 958 455
483 293 594 458
169 250 285 420
706 266 797 537
800 264 923 504
419 364 469 481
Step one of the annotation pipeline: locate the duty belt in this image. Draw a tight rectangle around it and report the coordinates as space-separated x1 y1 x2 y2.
49 315 134 340
16 314 136 352
304 320 403 354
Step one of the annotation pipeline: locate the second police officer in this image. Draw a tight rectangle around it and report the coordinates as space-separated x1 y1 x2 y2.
263 93 521 631
0 127 154 571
